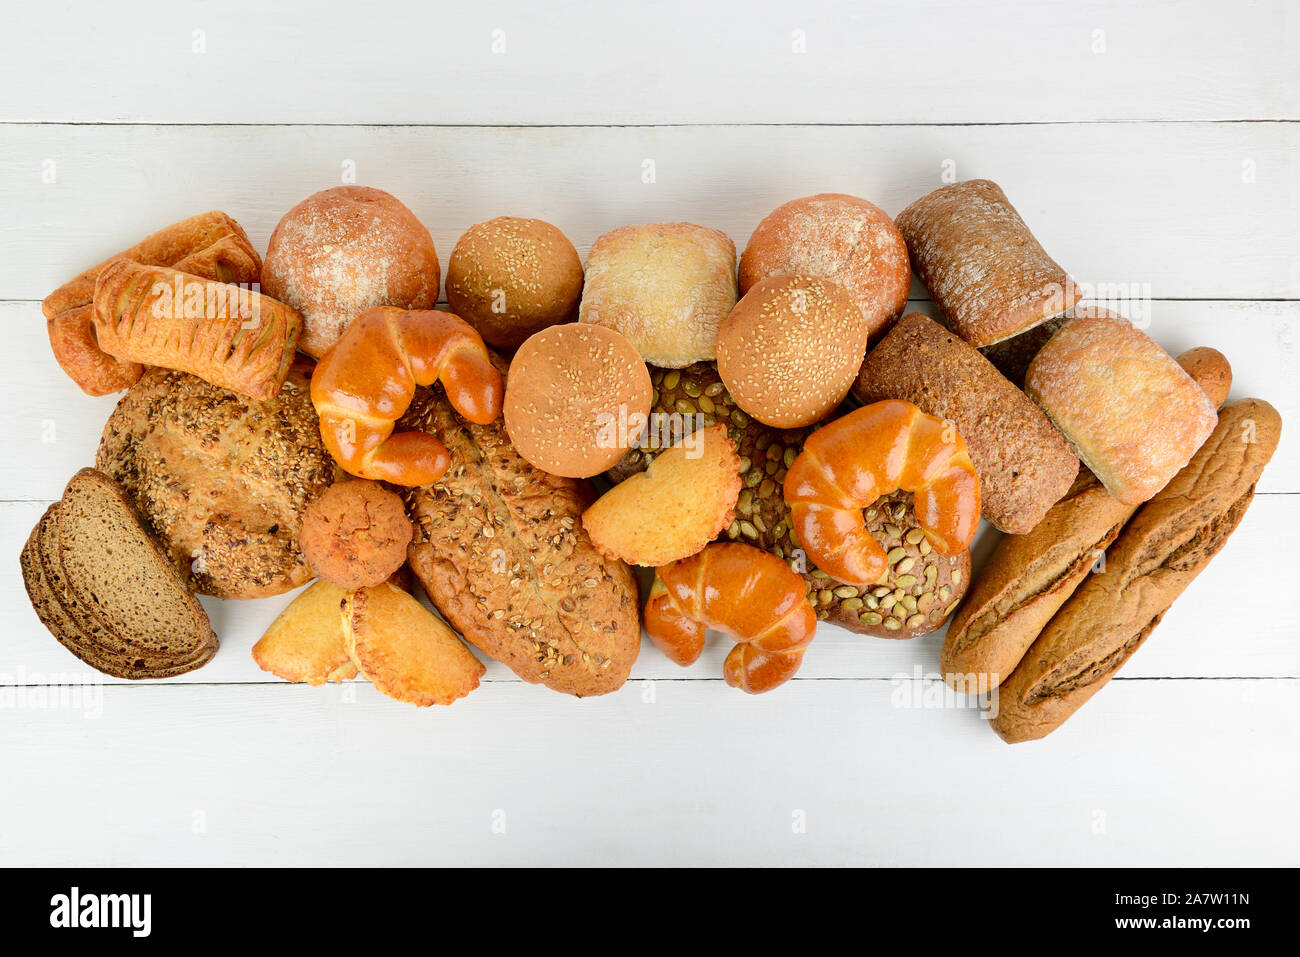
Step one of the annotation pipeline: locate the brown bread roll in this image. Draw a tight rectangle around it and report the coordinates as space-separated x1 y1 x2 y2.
1177 346 1232 408
853 312 1078 534
1025 310 1218 506
895 180 1080 347
991 398 1282 743
446 216 583 350
262 186 441 358
402 352 641 697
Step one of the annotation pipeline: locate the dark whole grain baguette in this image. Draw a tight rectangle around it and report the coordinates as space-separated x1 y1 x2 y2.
991 399 1281 743
402 352 641 697
853 312 1078 534
943 348 1231 692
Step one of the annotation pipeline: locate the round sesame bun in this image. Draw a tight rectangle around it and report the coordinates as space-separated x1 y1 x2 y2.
446 217 584 351
503 323 652 478
262 186 441 358
716 275 867 428
739 193 910 344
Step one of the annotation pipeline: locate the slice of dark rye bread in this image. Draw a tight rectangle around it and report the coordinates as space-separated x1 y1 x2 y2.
19 469 217 678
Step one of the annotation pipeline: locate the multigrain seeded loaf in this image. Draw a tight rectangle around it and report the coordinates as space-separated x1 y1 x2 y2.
96 362 336 599
401 353 641 697
19 469 217 679
991 399 1281 743
853 312 1078 534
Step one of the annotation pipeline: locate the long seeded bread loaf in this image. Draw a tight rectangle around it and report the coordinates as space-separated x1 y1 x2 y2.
991 399 1281 743
20 469 217 679
853 312 1077 534
402 353 641 697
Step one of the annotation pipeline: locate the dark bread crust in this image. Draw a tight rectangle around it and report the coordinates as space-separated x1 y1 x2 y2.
402 353 641 697
854 312 1078 534
992 399 1282 743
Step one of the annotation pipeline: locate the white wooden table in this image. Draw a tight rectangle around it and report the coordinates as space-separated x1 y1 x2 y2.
1 0 1296 866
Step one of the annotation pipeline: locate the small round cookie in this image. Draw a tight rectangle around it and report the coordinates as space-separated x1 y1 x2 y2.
300 480 414 590
262 186 441 358
739 193 910 343
446 217 583 350
504 323 652 478
716 275 867 429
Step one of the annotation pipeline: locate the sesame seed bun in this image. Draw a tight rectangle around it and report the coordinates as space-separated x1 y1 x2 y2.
446 217 584 351
503 323 652 478
262 186 441 358
739 193 910 344
716 275 868 428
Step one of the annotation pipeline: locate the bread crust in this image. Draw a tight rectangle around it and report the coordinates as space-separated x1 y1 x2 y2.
96 365 337 599
402 354 641 697
854 313 1077 534
991 399 1281 743
1025 311 1218 505
896 180 1079 347
578 222 737 368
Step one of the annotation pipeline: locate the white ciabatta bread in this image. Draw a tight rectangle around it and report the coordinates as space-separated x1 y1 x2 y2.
739 193 910 344
578 223 737 368
1025 310 1218 506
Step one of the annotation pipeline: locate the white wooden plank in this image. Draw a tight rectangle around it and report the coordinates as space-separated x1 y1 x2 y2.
10 298 1298 501
0 1 1295 124
3 492 1296 686
0 678 1293 866
2 122 1297 303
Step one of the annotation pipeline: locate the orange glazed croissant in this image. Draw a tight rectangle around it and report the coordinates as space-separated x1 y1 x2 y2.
644 543 817 694
310 307 504 487
784 400 981 587
91 260 301 401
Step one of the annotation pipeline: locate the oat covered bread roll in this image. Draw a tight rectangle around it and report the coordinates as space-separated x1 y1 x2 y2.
991 399 1281 743
896 180 1080 348
578 222 737 368
854 313 1077 534
739 193 910 343
96 363 337 599
402 352 641 698
1025 310 1218 505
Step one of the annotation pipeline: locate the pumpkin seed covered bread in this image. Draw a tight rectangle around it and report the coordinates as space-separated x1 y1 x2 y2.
401 353 641 697
608 364 970 638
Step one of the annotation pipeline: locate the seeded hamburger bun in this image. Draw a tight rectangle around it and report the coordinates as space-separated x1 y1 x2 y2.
446 217 584 350
262 186 441 358
716 275 868 428
504 323 652 478
739 193 910 344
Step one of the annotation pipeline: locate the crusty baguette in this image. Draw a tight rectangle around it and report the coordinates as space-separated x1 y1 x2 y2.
943 348 1230 691
991 399 1281 743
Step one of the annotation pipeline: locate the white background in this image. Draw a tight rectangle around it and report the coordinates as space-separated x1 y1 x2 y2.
0 0 1297 866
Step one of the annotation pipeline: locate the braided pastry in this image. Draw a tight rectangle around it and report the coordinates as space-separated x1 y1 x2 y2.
784 399 980 587
644 543 817 694
310 306 503 486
